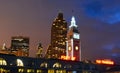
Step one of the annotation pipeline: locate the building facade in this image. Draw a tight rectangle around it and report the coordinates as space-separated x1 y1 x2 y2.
11 36 29 57
0 53 100 73
66 16 81 61
46 12 67 59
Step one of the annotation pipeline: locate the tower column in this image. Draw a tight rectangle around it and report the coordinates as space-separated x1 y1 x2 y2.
66 16 81 61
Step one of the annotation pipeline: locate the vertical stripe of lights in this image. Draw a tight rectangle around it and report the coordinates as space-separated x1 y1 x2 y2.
71 39 73 58
66 41 68 56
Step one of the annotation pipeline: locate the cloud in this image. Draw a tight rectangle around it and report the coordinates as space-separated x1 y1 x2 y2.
83 0 120 24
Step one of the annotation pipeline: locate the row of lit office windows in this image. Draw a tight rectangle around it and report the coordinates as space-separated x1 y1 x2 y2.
0 68 93 73
18 69 76 73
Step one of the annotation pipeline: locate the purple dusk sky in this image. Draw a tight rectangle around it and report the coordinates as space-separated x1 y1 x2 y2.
0 0 120 63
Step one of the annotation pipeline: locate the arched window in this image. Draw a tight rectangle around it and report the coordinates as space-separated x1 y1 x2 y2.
0 58 7 65
53 62 62 68
40 62 48 68
17 59 24 66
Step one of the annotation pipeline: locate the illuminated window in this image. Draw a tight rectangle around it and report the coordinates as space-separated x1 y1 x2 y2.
0 68 9 73
55 54 58 57
18 69 24 72
63 28 66 30
52 54 55 57
27 69 34 73
53 62 61 68
58 20 61 22
40 62 48 68
56 41 58 43
68 47 71 51
48 69 54 73
56 70 66 73
75 46 79 50
53 24 55 25
62 42 65 45
0 58 7 65
17 59 24 66
37 70 42 73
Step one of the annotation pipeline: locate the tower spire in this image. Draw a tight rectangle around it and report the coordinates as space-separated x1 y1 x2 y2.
66 15 81 61
69 16 77 28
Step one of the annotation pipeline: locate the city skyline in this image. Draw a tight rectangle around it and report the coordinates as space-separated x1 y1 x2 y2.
0 0 120 63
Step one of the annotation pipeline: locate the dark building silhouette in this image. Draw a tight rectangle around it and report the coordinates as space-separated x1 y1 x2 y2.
46 12 67 59
11 36 29 56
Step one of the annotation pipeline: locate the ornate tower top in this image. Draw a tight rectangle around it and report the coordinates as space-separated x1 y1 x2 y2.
69 16 77 28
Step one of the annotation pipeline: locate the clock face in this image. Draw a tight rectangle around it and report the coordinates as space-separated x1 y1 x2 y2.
73 33 79 39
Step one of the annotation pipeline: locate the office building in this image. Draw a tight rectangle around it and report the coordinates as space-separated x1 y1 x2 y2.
11 36 29 56
47 12 67 59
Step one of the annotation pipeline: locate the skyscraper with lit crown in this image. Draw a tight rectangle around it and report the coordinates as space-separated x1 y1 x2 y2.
66 16 81 61
46 12 67 59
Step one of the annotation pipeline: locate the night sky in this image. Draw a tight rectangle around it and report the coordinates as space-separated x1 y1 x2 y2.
0 0 120 63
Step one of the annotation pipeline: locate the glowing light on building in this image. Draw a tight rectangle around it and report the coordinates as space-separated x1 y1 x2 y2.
69 16 77 28
96 59 114 65
71 57 76 61
60 55 76 61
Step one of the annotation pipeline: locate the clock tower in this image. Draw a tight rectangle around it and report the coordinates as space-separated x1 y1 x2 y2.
66 16 81 61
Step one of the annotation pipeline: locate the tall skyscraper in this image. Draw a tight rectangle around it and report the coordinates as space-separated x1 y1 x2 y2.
46 12 67 59
11 36 29 56
66 16 81 61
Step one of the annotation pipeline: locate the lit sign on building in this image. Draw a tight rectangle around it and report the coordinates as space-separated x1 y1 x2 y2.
96 59 114 65
60 55 76 61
